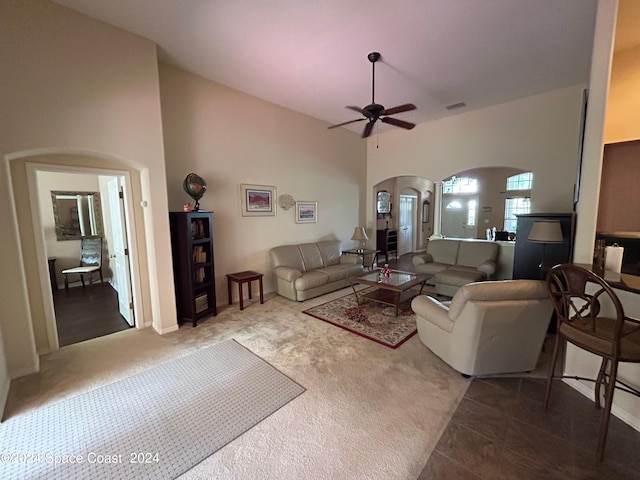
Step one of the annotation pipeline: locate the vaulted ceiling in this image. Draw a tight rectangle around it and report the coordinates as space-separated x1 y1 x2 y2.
52 0 628 137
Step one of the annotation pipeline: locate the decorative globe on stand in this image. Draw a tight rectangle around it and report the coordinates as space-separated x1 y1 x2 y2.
183 173 207 211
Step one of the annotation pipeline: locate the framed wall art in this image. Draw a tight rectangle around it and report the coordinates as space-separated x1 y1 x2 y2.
295 201 317 223
240 184 277 216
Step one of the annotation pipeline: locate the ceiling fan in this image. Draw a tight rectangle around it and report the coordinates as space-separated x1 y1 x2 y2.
328 52 417 138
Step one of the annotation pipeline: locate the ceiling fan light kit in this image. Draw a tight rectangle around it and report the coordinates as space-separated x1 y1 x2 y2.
328 52 417 138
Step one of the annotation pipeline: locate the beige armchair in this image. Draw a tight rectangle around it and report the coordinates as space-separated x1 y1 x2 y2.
411 280 553 376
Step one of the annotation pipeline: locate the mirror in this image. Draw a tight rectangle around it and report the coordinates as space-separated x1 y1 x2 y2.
422 200 430 223
51 191 104 241
377 190 391 215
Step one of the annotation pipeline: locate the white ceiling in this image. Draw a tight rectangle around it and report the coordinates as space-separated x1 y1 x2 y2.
52 0 609 136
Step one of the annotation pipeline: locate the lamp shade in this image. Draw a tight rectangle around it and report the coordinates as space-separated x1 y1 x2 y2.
528 220 563 243
351 226 369 242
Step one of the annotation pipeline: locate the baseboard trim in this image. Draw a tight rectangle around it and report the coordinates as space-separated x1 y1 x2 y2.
563 378 640 432
154 324 179 335
10 361 39 380
0 374 10 421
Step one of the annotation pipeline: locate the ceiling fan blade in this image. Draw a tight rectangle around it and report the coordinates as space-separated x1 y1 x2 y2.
346 105 364 114
381 116 416 130
361 120 376 138
327 118 366 129
381 103 416 116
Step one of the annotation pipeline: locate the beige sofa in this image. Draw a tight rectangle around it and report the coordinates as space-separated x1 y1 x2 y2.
412 239 499 296
411 280 553 376
269 240 365 301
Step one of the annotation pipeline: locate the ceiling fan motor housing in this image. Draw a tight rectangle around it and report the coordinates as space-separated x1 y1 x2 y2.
363 103 385 119
367 52 381 63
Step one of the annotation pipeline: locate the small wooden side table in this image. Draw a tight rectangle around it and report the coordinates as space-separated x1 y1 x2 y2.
226 270 264 310
342 248 380 271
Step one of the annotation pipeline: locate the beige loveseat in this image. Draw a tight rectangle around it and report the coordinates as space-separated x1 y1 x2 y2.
412 239 499 296
411 280 553 376
269 240 365 301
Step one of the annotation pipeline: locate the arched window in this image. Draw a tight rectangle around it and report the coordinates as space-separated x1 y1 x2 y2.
445 201 463 209
504 172 532 231
506 172 533 191
443 177 478 194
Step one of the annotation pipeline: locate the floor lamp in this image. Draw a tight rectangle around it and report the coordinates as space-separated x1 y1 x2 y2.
527 220 564 279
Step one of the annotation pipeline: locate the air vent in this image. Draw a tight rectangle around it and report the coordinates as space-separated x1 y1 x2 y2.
446 102 467 111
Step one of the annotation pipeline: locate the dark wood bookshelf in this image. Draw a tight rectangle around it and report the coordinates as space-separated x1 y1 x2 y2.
169 211 217 326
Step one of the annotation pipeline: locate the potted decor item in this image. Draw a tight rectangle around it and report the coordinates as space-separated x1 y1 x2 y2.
381 264 392 278
183 173 207 211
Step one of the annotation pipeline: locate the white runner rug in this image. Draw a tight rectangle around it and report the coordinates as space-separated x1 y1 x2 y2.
0 339 305 479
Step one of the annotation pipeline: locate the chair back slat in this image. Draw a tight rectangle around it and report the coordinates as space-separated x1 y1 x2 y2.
80 236 102 267
547 264 626 351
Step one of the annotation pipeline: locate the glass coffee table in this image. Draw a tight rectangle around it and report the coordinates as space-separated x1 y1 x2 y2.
348 269 430 316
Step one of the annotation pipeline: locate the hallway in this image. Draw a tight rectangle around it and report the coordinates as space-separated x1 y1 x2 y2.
54 283 131 347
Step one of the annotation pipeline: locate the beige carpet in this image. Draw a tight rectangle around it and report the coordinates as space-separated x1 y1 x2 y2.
4 287 470 480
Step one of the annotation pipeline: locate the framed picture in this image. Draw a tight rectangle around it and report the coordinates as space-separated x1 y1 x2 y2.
295 201 317 223
240 184 277 216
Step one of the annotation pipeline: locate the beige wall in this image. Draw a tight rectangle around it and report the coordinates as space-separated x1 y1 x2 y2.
596 43 640 234
158 64 367 299
604 45 640 143
0 0 175 376
366 85 587 235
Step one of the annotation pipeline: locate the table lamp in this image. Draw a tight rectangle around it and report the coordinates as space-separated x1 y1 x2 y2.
528 220 563 277
351 226 369 252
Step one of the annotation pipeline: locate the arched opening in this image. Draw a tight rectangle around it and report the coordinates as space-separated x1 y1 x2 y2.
5 149 151 354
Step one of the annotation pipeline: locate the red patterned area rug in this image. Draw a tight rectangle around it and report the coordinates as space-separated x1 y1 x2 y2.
302 288 420 349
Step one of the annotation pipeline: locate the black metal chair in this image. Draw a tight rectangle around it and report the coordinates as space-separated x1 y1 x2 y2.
61 236 103 291
544 264 640 460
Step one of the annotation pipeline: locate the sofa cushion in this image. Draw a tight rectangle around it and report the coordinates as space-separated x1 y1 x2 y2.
317 240 342 267
427 239 460 265
269 245 306 272
298 243 325 271
456 241 499 268
416 262 451 276
317 265 347 282
434 268 486 288
294 270 330 291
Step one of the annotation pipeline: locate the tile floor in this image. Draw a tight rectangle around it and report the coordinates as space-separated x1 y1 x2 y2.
388 253 640 479
418 377 640 480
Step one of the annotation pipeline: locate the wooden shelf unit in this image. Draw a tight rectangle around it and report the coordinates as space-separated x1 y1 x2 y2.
377 228 398 261
169 211 217 326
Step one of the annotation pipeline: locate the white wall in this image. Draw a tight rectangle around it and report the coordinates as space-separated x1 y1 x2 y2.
0 0 175 376
158 64 367 301
366 85 587 234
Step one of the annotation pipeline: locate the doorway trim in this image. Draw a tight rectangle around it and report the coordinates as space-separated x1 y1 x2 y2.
398 194 418 255
25 161 143 353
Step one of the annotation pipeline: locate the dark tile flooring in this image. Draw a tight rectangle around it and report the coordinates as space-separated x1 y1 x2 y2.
419 377 640 479
54 282 131 346
388 253 640 479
